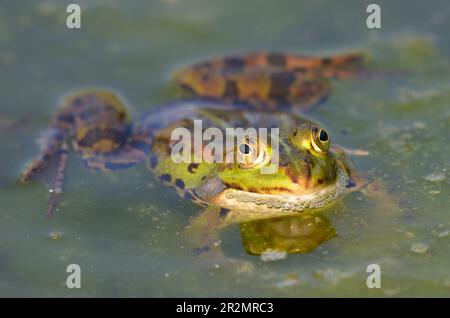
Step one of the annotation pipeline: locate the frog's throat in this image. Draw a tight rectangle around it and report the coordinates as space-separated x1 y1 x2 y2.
200 167 351 214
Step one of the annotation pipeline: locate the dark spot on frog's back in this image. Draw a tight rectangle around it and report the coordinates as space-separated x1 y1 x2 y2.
188 163 199 173
159 173 171 183
78 128 126 148
223 57 245 71
267 53 286 67
129 140 150 154
223 80 239 98
79 107 101 120
226 183 243 191
73 98 83 107
321 57 333 66
175 178 185 189
149 155 158 169
268 72 295 101
272 72 296 86
194 61 213 70
57 113 74 124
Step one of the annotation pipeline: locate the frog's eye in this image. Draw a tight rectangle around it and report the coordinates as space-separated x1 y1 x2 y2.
311 126 330 153
237 138 268 169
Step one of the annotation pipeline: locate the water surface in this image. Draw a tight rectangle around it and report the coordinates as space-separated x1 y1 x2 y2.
0 0 449 297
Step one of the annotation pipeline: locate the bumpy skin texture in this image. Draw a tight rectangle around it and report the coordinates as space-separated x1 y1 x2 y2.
21 51 367 255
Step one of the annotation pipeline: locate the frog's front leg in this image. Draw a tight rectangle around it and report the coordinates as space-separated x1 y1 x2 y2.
351 173 402 217
183 206 228 261
183 205 260 271
331 145 402 216
20 127 69 216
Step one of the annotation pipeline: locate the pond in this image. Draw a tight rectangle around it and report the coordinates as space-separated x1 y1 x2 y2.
0 0 449 297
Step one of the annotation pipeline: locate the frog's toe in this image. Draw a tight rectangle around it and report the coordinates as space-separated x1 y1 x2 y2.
20 128 69 216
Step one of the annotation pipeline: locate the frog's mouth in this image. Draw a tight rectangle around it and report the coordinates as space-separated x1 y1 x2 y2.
194 166 352 217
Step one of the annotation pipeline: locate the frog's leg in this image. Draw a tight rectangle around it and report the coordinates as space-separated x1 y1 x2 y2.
332 146 402 217
174 51 366 113
20 90 151 216
279 52 365 79
228 69 332 112
81 130 152 171
175 66 332 113
183 206 230 264
184 52 364 78
351 173 402 217
182 205 269 268
20 127 69 216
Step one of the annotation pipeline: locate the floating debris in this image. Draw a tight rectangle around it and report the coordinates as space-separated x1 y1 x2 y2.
313 268 353 284
410 242 430 254
49 188 63 194
49 231 63 241
36 2 59 17
424 173 446 183
235 262 255 275
275 275 300 288
260 249 287 262
437 230 449 238
412 121 426 129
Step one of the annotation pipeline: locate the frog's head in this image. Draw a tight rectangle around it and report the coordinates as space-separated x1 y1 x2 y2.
219 122 337 193
195 120 349 214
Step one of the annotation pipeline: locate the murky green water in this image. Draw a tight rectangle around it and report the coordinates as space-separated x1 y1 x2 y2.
1 0 449 297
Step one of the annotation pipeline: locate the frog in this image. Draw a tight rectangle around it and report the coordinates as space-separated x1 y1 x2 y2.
20 51 386 259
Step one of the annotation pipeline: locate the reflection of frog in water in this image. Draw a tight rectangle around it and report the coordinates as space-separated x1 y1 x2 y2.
241 214 336 257
20 52 388 259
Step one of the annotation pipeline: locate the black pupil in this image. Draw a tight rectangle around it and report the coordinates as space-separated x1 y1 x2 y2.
319 129 328 142
239 143 252 154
